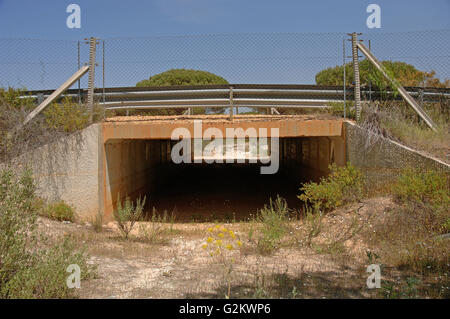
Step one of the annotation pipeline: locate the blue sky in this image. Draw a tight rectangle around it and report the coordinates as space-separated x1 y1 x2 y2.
0 1 449 89
0 0 449 39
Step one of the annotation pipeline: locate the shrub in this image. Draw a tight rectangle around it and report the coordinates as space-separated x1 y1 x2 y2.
136 69 228 115
303 205 323 247
368 203 449 276
2 238 92 298
0 87 36 111
393 168 449 209
255 196 290 254
43 97 89 133
298 163 364 212
113 195 146 239
90 213 103 233
327 101 356 119
0 167 93 298
44 201 76 222
315 59 449 88
136 68 228 87
138 208 175 244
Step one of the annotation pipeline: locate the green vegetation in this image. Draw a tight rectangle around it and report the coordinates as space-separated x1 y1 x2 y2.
393 168 449 209
138 209 176 244
359 101 449 163
135 69 229 115
298 163 364 212
364 168 450 297
0 167 93 298
0 87 36 111
315 60 449 88
43 97 89 133
43 201 76 222
1 87 104 162
113 195 146 239
137 68 228 87
254 196 291 254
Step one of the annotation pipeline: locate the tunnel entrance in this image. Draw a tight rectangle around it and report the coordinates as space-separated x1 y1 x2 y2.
145 163 302 222
103 134 345 221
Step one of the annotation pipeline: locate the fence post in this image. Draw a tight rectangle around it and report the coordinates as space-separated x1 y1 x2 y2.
102 40 105 104
350 32 362 121
77 40 81 105
368 39 372 102
343 38 346 119
86 37 98 122
229 86 234 121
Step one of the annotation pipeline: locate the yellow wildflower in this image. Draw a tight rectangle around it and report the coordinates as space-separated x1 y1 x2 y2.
236 240 242 247
226 244 234 250
207 237 214 243
201 244 207 250
207 227 213 233
229 230 236 239
218 233 224 238
215 240 223 246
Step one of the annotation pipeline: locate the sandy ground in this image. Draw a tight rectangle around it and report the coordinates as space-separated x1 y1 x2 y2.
36 197 405 299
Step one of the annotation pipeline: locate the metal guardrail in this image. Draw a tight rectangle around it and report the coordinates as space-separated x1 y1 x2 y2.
20 84 450 112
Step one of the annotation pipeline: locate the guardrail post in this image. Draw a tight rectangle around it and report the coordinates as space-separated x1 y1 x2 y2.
349 32 362 121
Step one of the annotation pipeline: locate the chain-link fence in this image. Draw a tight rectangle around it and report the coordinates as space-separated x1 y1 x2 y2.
0 30 449 110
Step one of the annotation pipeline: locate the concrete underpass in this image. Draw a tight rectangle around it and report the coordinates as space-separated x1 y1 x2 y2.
14 114 449 222
102 115 346 220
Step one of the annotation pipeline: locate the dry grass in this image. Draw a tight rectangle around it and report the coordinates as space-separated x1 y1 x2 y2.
34 189 449 299
360 101 450 164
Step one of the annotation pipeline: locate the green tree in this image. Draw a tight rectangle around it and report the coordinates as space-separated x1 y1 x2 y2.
315 60 449 88
137 68 228 87
135 69 229 115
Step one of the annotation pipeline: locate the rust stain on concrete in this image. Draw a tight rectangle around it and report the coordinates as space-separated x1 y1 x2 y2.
102 114 345 142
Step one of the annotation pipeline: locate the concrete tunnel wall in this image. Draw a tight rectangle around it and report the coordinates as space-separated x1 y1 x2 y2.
103 139 174 218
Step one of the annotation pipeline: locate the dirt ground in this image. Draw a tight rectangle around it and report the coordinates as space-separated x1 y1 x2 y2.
36 196 445 299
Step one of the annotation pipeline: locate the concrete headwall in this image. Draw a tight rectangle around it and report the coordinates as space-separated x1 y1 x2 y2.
8 124 101 220
345 122 450 191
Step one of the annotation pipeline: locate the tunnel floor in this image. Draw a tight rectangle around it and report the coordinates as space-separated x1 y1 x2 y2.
142 164 305 222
